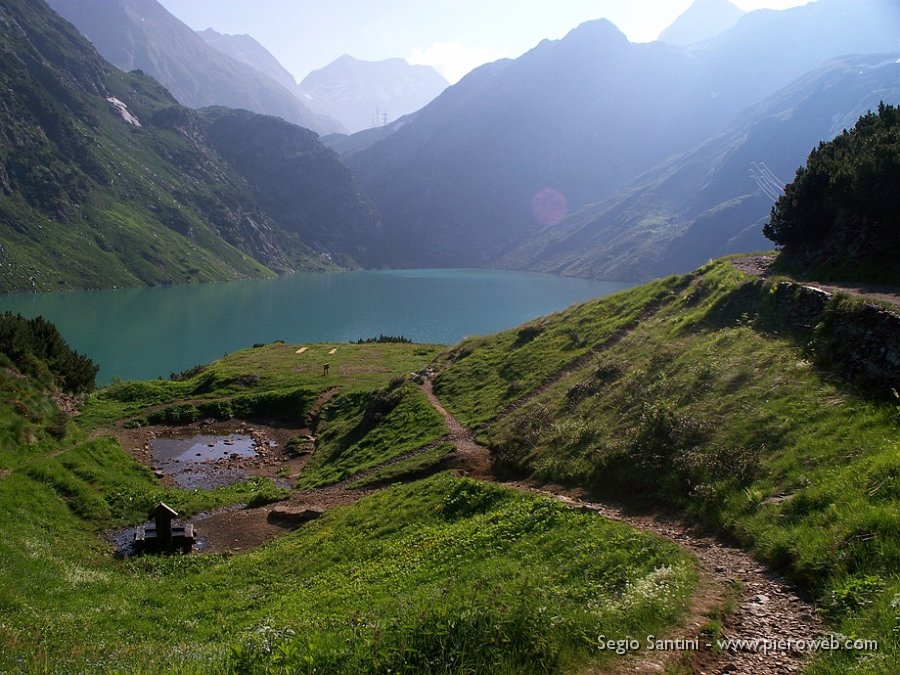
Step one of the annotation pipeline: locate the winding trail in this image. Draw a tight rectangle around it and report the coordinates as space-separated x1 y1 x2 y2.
732 255 900 311
420 379 825 675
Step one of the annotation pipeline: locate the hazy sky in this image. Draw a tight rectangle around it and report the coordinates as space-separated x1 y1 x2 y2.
158 0 815 84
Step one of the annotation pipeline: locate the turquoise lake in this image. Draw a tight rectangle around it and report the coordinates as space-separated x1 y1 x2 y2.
0 269 633 384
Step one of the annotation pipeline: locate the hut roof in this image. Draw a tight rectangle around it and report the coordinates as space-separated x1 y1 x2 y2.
153 502 178 518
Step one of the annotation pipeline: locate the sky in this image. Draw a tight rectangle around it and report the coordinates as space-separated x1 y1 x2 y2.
157 0 814 84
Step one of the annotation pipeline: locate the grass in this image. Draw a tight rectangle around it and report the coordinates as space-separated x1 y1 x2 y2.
11 256 900 672
352 442 456 488
298 381 448 488
431 275 687 426
80 342 450 490
79 342 442 429
434 259 900 673
0 459 697 673
0 336 700 673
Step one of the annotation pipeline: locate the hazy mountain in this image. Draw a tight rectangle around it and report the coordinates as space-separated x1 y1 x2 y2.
349 0 900 271
658 0 745 46
45 0 341 134
298 55 448 134
498 54 900 281
200 108 380 262
348 21 723 267
197 28 298 93
0 0 378 292
322 111 422 157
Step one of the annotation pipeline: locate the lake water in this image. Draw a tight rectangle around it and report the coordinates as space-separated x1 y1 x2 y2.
0 269 633 384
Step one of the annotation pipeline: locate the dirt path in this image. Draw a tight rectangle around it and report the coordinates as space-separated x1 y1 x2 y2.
307 387 339 431
732 255 900 310
195 483 376 553
420 379 824 675
421 381 492 478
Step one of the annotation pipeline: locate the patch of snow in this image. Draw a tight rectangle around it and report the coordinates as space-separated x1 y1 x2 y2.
106 96 141 127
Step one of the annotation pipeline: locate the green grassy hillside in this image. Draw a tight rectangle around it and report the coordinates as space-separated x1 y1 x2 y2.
434 259 900 673
1 334 696 673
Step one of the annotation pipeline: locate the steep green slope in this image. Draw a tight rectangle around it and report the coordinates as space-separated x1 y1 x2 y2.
434 259 900 673
0 0 376 293
200 108 380 264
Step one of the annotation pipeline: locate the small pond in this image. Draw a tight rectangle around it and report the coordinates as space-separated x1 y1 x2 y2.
150 434 257 489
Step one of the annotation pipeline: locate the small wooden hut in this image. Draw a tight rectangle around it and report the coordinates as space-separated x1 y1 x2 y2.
134 502 196 554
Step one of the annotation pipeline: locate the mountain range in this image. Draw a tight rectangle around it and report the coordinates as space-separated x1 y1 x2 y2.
45 0 341 134
197 29 448 136
4 0 900 291
497 54 900 280
0 0 379 293
346 0 900 272
347 20 724 267
197 28 299 94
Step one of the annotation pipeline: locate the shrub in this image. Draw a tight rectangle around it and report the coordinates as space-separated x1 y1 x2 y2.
0 312 98 392
440 478 506 519
354 334 412 344
147 404 199 425
765 103 900 277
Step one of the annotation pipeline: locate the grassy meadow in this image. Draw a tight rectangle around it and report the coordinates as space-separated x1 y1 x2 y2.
0 338 696 673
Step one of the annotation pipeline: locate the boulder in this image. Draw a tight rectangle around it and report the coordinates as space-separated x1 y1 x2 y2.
267 506 324 525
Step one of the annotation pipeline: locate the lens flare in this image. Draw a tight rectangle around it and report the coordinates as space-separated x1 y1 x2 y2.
531 188 567 225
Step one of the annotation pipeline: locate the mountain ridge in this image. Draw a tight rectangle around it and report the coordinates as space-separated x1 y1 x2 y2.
497 54 900 281
658 0 745 46
297 54 448 134
349 0 900 274
197 27 298 93
348 19 718 268
0 0 378 292
45 0 341 134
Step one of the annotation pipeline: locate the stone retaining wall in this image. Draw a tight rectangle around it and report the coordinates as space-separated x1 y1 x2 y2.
769 281 900 397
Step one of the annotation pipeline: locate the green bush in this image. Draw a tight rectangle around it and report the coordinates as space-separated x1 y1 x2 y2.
440 478 507 520
147 404 200 425
765 103 900 279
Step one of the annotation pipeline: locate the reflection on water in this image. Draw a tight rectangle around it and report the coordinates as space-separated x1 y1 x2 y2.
151 434 256 463
150 434 256 489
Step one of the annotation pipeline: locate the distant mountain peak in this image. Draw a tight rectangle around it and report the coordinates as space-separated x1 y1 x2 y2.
297 56 448 134
48 0 341 133
565 19 630 45
196 26 298 91
658 0 745 46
